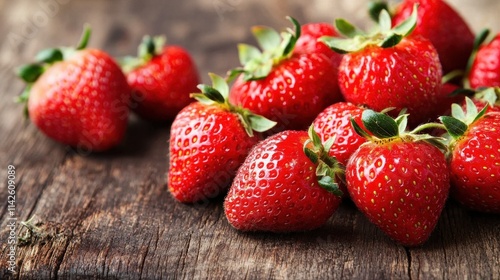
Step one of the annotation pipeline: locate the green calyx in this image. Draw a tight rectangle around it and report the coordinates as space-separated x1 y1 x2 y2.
15 24 92 110
351 109 448 150
303 125 344 197
227 16 301 82
120 35 166 73
192 73 277 137
320 4 418 53
439 97 488 140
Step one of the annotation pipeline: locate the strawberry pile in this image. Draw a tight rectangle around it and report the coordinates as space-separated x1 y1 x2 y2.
17 27 200 152
18 0 500 247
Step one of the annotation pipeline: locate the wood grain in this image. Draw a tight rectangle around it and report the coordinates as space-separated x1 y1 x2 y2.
1 0 499 279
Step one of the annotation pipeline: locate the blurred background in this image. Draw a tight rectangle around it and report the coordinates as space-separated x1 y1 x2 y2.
1 0 499 88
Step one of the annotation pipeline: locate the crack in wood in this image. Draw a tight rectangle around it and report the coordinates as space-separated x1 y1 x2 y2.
405 247 412 280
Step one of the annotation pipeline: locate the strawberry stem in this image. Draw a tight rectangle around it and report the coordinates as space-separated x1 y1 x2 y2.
76 24 91 50
409 122 446 134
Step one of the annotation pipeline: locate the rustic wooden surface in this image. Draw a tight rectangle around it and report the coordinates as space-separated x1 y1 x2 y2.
1 0 499 279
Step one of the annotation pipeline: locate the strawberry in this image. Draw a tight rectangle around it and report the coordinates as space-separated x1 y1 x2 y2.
122 36 200 121
228 17 342 133
168 74 276 203
440 98 500 213
321 6 442 127
312 102 368 197
392 0 475 75
224 126 344 232
16 26 130 152
312 101 366 169
467 31 500 89
346 110 450 246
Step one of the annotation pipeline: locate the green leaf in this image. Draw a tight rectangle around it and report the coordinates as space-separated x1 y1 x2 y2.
472 104 488 124
251 59 274 80
439 116 467 139
237 44 262 66
378 9 392 33
153 36 167 54
464 97 478 117
323 136 336 154
308 125 323 150
380 33 403 48
138 35 166 59
226 68 244 83
247 113 277 132
319 36 363 54
286 16 301 38
197 85 225 104
209 73 229 99
282 16 301 56
191 93 215 105
16 64 44 83
138 35 156 58
17 85 31 104
368 1 390 23
317 176 343 197
473 29 490 51
392 3 418 36
477 87 498 107
252 26 281 52
304 145 319 164
362 109 399 138
35 48 63 64
279 32 294 58
451 103 466 121
334 18 364 38
119 56 144 73
449 88 475 97
316 161 329 176
396 114 408 134
350 117 371 139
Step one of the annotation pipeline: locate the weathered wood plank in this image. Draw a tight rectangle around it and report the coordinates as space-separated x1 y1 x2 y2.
1 0 500 279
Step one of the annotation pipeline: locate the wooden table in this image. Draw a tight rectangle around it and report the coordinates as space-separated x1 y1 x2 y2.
1 0 499 279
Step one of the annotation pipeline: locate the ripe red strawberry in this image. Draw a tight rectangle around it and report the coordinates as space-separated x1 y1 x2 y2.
228 17 342 133
392 0 475 75
312 102 366 168
467 32 500 89
168 74 276 203
312 102 367 197
321 6 442 127
16 26 130 152
122 36 200 121
224 126 344 232
346 110 450 246
440 98 500 213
